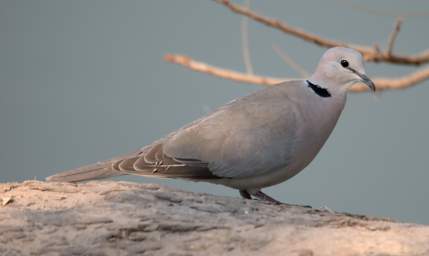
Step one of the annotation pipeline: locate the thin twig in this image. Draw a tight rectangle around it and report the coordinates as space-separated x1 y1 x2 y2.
373 43 382 55
213 0 429 65
386 17 403 56
164 53 429 93
240 0 253 74
272 45 309 78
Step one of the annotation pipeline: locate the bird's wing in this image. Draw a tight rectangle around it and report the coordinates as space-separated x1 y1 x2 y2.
161 80 303 179
110 140 220 179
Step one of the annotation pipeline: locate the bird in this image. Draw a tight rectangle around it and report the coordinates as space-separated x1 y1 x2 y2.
47 47 375 204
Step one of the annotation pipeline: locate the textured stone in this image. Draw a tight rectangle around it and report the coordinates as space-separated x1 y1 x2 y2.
0 180 428 256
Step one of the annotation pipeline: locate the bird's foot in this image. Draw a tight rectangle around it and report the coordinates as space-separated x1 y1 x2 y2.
239 190 313 208
252 190 283 205
239 190 283 205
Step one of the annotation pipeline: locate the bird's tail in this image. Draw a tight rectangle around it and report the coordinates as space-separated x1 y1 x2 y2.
46 158 124 183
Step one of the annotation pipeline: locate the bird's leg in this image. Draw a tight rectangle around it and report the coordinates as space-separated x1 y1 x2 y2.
251 190 282 205
239 190 252 199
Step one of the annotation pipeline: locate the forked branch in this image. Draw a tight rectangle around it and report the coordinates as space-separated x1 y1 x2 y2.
213 0 429 65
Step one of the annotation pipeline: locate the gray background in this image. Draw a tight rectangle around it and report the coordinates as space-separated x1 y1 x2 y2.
1 0 429 223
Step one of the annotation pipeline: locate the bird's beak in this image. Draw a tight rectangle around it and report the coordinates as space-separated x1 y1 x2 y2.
347 67 376 92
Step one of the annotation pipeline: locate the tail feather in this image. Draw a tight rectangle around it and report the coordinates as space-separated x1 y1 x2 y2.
46 142 218 182
46 160 123 182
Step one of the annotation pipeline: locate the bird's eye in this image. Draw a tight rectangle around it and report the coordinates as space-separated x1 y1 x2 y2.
340 59 349 68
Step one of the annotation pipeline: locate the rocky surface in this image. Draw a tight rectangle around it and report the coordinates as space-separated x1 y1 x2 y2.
0 180 428 256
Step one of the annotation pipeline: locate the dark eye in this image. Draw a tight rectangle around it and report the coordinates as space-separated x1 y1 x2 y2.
340 59 349 68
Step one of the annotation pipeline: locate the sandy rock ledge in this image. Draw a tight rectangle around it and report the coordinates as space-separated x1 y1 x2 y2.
0 180 428 256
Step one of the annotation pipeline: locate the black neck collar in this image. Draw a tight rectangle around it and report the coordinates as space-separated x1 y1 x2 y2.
306 80 331 98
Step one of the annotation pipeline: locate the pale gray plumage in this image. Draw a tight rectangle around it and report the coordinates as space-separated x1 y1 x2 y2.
47 47 375 203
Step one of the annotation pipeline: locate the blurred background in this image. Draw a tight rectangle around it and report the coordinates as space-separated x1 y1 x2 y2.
1 0 429 223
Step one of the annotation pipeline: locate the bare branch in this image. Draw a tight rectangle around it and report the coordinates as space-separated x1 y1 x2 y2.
351 67 429 92
213 0 429 66
240 0 254 74
164 53 429 93
387 17 403 56
164 54 285 85
272 45 309 78
214 0 358 50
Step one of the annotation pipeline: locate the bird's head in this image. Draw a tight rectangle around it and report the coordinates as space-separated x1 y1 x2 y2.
309 47 375 93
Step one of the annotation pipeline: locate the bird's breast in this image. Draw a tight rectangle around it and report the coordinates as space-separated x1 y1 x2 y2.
285 94 346 175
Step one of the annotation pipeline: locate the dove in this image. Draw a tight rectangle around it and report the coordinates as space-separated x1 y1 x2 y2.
47 47 375 204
